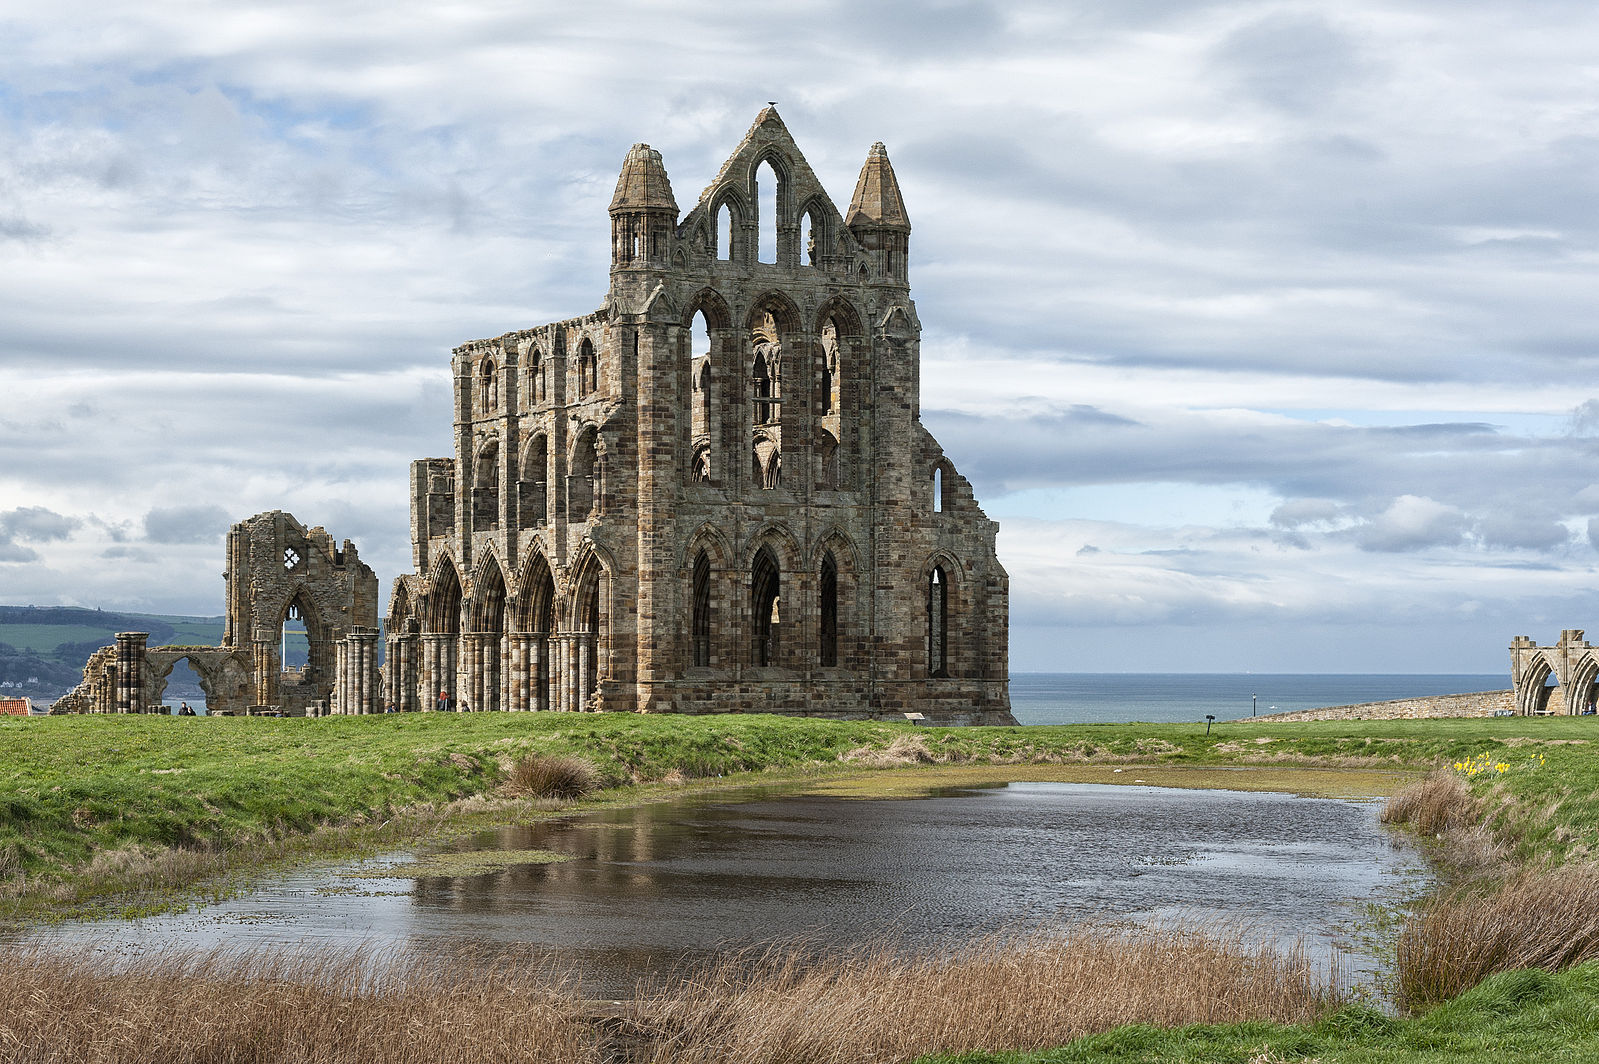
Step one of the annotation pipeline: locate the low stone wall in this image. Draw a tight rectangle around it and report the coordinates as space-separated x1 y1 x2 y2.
1251 689 1515 723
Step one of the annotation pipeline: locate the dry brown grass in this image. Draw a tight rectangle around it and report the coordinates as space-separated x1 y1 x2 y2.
630 928 1342 1064
842 733 939 767
0 945 598 1064
505 753 601 799
1396 864 1599 1010
1379 768 1480 836
0 928 1341 1064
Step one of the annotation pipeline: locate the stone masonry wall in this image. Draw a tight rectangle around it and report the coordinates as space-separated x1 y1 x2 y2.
1251 689 1515 722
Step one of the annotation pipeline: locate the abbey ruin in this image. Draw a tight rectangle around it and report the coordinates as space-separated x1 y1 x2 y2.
52 511 379 715
54 108 1013 724
385 108 1011 723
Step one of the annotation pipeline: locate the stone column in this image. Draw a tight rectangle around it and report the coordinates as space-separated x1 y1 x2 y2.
334 638 349 714
114 632 147 714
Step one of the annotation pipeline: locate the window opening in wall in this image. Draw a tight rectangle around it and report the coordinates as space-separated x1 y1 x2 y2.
932 466 943 513
569 428 598 521
717 203 733 261
578 338 597 396
820 552 838 667
282 601 309 671
928 566 948 678
801 208 816 266
481 359 498 413
692 550 711 667
751 547 780 666
757 160 778 264
283 546 300 570
817 431 839 491
474 441 500 529
691 310 711 462
821 318 839 415
522 436 548 525
582 579 600 705
529 349 543 405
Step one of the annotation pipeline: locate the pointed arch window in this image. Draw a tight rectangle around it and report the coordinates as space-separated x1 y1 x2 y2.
529 348 544 405
928 565 949 678
474 441 500 530
717 203 734 261
757 160 778 264
578 338 597 397
751 547 781 666
480 359 499 414
820 552 838 667
692 550 711 667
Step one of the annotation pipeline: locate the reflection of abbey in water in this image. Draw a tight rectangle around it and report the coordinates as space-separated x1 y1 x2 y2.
387 107 1013 723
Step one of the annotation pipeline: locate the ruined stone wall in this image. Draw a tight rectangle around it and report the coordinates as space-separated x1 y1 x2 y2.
1252 690 1516 723
388 110 1013 724
53 511 382 716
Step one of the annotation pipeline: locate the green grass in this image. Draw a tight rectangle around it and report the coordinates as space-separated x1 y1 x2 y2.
0 623 125 654
915 963 1599 1063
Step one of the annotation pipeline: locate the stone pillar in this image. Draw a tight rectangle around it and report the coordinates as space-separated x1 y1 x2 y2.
114 632 147 714
334 638 349 713
529 634 546 711
350 626 379 714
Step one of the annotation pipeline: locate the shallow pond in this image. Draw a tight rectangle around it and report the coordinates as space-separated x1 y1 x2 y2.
29 781 1428 996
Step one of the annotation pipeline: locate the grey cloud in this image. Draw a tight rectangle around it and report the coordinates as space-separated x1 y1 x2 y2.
1270 498 1343 528
143 505 230 545
1212 13 1370 113
0 506 79 541
0 537 40 563
1477 512 1572 552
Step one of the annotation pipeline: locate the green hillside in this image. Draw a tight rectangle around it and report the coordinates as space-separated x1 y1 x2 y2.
0 606 226 700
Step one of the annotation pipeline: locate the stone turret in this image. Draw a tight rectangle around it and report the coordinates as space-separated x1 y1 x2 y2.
847 141 911 284
610 143 678 272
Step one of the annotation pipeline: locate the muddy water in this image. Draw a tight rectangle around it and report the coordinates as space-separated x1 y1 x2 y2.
30 782 1427 995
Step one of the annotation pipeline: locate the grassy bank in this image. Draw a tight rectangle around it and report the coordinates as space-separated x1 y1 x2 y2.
918 963 1599 1064
6 711 1596 918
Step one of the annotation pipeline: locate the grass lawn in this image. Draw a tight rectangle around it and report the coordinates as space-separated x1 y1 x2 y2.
917 964 1599 1063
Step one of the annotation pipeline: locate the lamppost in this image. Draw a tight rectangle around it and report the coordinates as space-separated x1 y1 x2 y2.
1252 694 1257 717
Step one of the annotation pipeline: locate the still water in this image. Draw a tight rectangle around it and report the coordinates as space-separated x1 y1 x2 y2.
32 781 1426 995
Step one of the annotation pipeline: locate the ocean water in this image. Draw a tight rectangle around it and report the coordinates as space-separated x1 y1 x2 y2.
1009 673 1507 726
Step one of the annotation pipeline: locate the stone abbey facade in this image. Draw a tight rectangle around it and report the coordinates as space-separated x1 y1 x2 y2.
383 108 1013 724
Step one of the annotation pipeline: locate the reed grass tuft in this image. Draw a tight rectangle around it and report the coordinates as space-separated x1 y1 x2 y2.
1396 864 1599 1011
505 753 600 800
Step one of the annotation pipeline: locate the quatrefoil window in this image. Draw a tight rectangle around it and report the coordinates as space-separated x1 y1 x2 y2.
283 547 301 570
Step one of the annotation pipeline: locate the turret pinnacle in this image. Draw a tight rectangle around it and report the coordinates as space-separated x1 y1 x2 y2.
609 143 678 213
846 142 910 232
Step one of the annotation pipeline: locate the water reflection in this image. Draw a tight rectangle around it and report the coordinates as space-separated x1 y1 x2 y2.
26 782 1427 996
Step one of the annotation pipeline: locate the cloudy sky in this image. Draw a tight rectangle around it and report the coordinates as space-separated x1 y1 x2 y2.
2 0 1596 673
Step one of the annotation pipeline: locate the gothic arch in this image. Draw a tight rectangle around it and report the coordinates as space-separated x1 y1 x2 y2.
683 522 734 570
745 523 803 574
683 287 733 331
744 290 805 336
427 554 464 634
513 549 558 634
814 295 864 338
1570 653 1599 716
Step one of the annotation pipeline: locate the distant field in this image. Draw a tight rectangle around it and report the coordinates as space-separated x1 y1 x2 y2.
0 624 127 654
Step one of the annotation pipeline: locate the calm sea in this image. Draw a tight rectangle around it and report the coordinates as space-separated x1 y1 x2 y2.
1009 673 1507 726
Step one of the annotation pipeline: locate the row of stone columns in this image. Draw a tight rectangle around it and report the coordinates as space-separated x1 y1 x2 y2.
383 631 598 712
333 627 381 714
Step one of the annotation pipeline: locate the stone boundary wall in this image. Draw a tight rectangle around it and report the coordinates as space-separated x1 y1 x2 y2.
1251 689 1514 723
